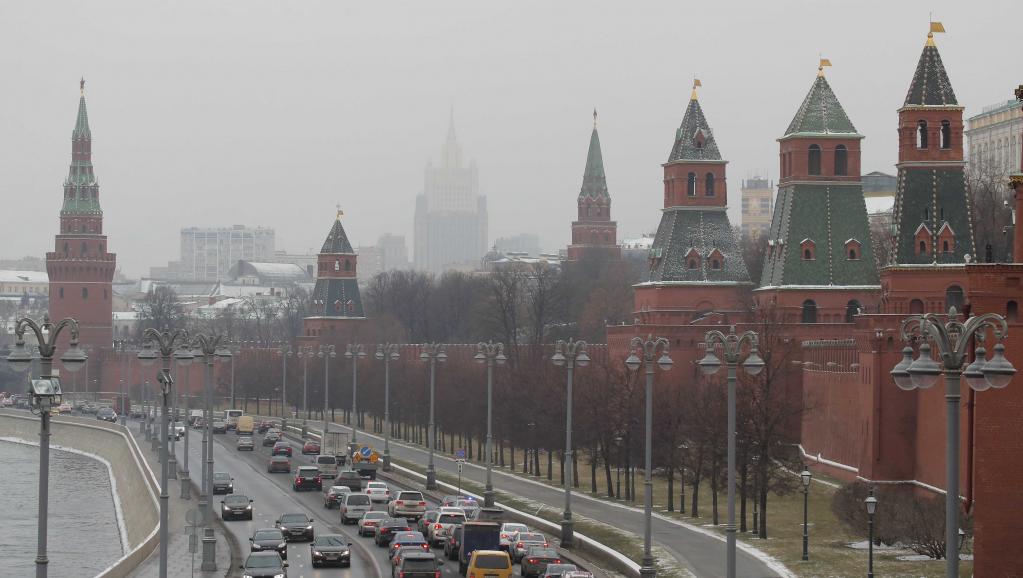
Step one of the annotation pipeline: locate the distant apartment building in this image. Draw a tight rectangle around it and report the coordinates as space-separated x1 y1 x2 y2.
494 233 541 256
966 100 1023 179
357 234 409 281
740 177 773 239
179 225 275 281
414 114 488 273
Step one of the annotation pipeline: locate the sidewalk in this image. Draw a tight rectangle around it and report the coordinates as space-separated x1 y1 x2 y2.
125 422 233 578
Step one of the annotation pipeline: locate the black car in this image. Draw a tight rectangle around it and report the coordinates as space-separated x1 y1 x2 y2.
249 528 288 560
96 408 117 422
292 466 322 492
277 513 314 541
221 495 253 521
212 472 234 494
239 551 288 578
374 518 412 547
263 431 281 446
212 420 228 434
310 534 351 568
444 526 462 561
396 552 445 578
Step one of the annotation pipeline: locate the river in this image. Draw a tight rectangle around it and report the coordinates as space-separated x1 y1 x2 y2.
0 440 123 578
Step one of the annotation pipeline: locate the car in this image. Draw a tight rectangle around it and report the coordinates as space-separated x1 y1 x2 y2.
170 421 186 440
256 420 272 434
417 510 440 536
443 526 462 561
323 485 350 509
511 532 548 563
292 466 322 492
249 528 288 560
520 547 561 578
466 550 512 578
57 402 73 414
301 440 320 455
358 511 389 537
212 420 228 434
221 495 253 521
430 508 467 547
334 469 366 492
393 551 445 578
212 472 234 494
272 442 293 457
262 431 281 446
239 551 288 578
276 513 314 542
365 481 392 503
339 492 372 524
237 436 255 451
561 572 595 578
314 454 339 479
388 532 430 560
387 490 427 520
499 523 528 551
374 518 413 547
309 533 351 568
440 494 469 507
96 407 117 422
267 455 291 473
541 563 579 578
455 498 481 519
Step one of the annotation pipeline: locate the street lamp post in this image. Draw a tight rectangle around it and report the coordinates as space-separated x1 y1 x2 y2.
318 345 336 431
137 328 193 578
6 316 87 578
698 326 764 578
865 487 877 578
420 343 447 490
180 365 191 499
890 307 1015 578
345 344 367 448
296 346 313 426
375 344 400 472
279 345 292 426
626 336 673 578
474 341 507 507
551 339 590 548
229 343 240 409
800 468 812 560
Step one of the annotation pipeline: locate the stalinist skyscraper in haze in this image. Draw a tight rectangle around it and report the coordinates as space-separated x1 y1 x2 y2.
414 112 488 273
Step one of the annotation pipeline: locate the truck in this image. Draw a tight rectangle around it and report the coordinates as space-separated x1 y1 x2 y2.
349 443 380 480
334 469 367 493
458 521 501 575
222 409 243 430
316 431 349 479
235 415 254 436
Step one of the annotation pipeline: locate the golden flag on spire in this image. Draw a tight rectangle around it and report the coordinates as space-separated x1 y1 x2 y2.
691 78 701 100
817 58 832 77
930 21 945 34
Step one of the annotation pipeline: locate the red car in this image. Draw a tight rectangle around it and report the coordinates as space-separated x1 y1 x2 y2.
302 441 321 455
272 442 293 457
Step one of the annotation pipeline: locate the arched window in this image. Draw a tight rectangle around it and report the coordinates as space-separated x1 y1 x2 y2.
801 239 816 261
80 242 87 257
334 259 340 272
1008 300 1019 321
604 233 610 243
845 300 861 323
59 287 64 299
917 120 928 149
687 173 697 196
705 173 715 196
688 259 698 269
942 240 950 254
63 242 69 258
801 300 818 324
711 258 721 270
940 120 952 149
82 287 88 299
808 145 822 175
910 299 924 314
344 260 352 272
845 239 861 260
834 145 848 175
919 240 927 254
945 285 965 311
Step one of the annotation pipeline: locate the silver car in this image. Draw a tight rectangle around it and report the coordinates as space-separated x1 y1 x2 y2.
236 436 255 451
339 492 372 524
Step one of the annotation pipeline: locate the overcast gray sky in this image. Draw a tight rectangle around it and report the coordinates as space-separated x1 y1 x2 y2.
2 1 1019 277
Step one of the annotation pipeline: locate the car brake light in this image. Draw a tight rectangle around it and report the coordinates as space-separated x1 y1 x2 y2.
434 572 441 578
434 523 442 529
419 501 426 506
399 573 405 578
544 542 549 547
555 559 561 563
528 558 537 564
396 500 404 505
500 533 507 539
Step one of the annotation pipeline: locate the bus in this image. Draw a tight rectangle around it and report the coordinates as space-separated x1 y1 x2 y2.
223 409 243 430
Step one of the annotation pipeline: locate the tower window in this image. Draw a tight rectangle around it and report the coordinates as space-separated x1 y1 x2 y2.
687 173 696 196
946 285 965 311
82 287 88 299
834 145 848 176
705 173 715 196
917 120 928 149
808 145 821 175
344 260 351 271
845 239 861 260
919 240 927 254
942 240 950 254
845 300 862 323
1008 300 1019 321
711 259 721 270
59 287 64 299
801 239 816 261
940 120 952 149
910 299 924 314
688 259 698 269
801 300 818 324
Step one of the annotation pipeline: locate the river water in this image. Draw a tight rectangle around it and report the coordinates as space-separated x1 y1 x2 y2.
0 441 123 578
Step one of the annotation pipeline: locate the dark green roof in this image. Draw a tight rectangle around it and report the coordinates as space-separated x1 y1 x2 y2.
890 167 975 265
647 208 750 283
579 127 609 198
309 277 364 318
903 42 958 107
63 90 101 216
784 76 858 137
73 95 91 139
320 217 354 254
760 183 878 287
668 98 721 162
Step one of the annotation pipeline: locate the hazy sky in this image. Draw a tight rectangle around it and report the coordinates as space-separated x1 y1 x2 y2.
2 1 1020 277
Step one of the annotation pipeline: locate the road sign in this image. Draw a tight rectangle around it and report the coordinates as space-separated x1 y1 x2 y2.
352 452 363 463
457 460 464 474
185 507 206 527
360 446 372 458
369 451 379 463
455 448 466 459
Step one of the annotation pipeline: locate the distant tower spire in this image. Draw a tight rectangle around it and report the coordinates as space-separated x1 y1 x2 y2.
927 20 945 47
593 108 597 129
80 77 85 95
690 78 702 100
817 57 832 77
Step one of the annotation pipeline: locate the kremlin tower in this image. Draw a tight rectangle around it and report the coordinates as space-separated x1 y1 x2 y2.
566 110 620 262
302 210 366 344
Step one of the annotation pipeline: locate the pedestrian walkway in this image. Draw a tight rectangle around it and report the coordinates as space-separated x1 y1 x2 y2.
125 422 233 578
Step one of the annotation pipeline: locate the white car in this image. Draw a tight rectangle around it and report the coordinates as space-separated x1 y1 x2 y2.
499 523 528 551
358 511 389 537
365 481 392 503
170 421 186 440
387 491 427 520
429 507 467 546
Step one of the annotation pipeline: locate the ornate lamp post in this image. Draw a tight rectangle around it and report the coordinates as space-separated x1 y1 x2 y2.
865 488 877 578
6 316 87 578
296 346 314 425
136 329 193 578
376 344 400 472
318 345 336 430
279 345 292 426
420 343 447 490
228 343 240 409
698 326 764 578
345 344 367 447
626 336 673 578
180 366 192 499
799 467 812 561
890 307 1014 577
474 341 507 507
551 338 589 548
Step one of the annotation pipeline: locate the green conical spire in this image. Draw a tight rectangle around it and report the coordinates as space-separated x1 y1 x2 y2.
73 78 91 139
579 111 609 199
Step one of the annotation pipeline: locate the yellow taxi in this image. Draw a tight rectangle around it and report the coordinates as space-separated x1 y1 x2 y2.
466 549 512 578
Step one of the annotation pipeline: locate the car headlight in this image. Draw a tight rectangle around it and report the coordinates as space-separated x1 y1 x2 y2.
312 550 321 556
251 543 261 549
274 574 285 578
245 505 252 510
278 542 286 549
306 525 313 530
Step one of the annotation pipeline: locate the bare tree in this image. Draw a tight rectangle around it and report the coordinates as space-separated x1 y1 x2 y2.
135 285 185 337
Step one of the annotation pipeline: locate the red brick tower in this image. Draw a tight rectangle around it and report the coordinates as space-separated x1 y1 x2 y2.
302 209 366 345
47 80 115 360
567 110 620 261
